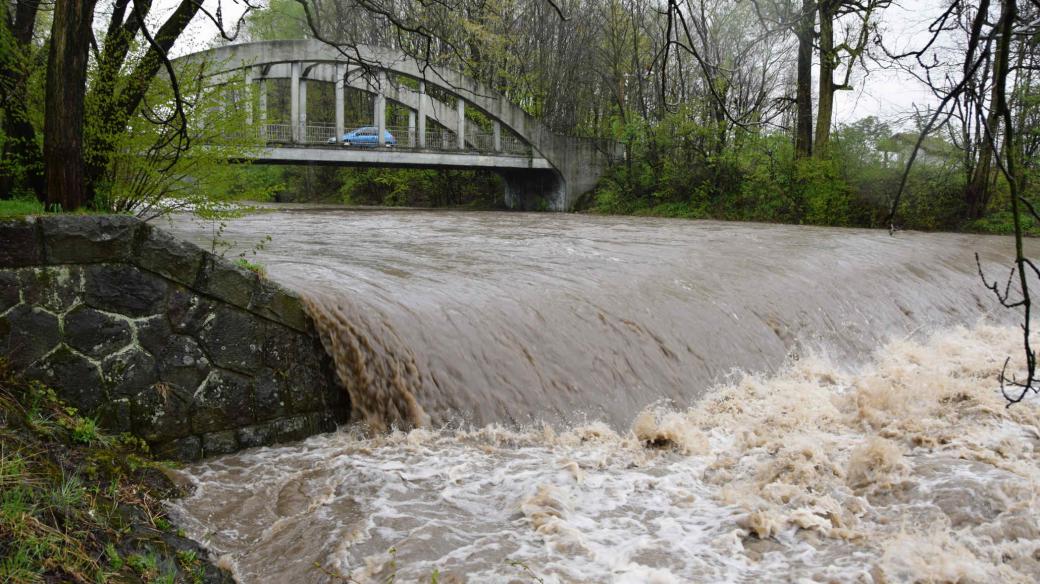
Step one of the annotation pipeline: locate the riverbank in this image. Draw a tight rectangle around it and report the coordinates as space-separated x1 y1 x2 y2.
6 193 1036 238
580 198 1040 236
0 362 232 582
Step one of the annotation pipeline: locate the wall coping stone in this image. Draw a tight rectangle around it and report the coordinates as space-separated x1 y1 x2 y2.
2 215 309 334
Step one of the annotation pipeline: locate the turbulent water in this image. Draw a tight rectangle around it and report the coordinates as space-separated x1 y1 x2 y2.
165 209 1040 582
167 209 1023 429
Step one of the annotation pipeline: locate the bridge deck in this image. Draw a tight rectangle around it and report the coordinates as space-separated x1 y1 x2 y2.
246 144 553 170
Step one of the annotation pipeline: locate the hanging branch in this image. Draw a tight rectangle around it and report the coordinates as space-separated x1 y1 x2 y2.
131 0 191 174
883 0 993 230
887 0 1037 404
987 0 1036 404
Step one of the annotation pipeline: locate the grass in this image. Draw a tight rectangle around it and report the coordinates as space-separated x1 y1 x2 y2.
0 196 124 219
0 197 45 218
0 361 231 583
233 257 267 278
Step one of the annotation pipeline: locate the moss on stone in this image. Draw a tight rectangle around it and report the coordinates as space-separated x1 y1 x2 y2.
0 360 232 583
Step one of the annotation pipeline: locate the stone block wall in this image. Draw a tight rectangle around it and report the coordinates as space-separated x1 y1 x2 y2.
0 215 350 460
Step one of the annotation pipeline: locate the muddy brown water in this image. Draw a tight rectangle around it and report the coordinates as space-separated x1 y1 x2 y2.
166 209 1024 430
164 209 1040 582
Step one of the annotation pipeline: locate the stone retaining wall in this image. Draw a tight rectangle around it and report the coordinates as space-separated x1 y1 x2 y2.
0 215 350 460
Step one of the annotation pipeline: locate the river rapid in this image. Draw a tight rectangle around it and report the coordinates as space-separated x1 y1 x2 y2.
164 209 1040 582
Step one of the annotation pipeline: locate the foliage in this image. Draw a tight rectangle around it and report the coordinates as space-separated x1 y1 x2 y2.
234 257 268 278
87 61 275 220
584 110 1031 232
242 0 312 41
261 165 504 208
791 157 853 227
338 168 503 208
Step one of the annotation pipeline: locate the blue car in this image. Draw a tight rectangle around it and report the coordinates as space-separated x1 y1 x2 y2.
328 126 396 147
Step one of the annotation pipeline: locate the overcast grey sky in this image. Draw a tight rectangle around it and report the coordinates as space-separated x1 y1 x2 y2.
832 0 949 125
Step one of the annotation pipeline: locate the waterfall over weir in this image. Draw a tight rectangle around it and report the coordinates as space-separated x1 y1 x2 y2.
165 208 1040 583
168 208 1024 431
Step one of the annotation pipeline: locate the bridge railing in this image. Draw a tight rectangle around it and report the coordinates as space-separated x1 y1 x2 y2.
259 124 293 143
304 124 338 144
385 125 417 148
466 131 494 152
424 128 459 151
253 122 533 156
501 135 531 156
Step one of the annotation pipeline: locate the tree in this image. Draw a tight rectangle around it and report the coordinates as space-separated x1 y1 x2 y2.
43 0 97 210
813 0 890 154
95 65 272 218
0 0 44 200
10 0 260 211
885 0 1039 403
795 0 815 157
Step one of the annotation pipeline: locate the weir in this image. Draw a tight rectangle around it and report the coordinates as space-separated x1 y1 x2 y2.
166 209 1035 431
162 209 1040 583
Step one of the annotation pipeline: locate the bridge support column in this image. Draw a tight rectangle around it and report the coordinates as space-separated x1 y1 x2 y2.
417 81 427 148
244 68 253 125
335 63 345 143
257 78 267 141
493 120 501 152
408 111 416 147
258 79 267 124
376 72 387 147
499 169 567 211
290 62 301 142
456 99 465 150
299 78 308 142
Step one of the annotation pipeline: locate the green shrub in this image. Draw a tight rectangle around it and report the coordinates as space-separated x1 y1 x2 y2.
792 157 853 226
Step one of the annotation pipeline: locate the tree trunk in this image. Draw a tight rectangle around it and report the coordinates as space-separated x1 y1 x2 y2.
964 120 997 219
814 0 835 155
794 0 815 158
965 77 1003 220
960 0 998 220
43 0 97 210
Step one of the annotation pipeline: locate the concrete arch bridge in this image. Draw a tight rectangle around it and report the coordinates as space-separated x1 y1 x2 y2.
180 40 621 210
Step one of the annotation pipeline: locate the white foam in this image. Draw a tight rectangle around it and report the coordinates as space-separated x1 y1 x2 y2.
168 324 1040 583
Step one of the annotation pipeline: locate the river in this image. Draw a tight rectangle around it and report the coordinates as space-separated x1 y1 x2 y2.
164 209 1040 582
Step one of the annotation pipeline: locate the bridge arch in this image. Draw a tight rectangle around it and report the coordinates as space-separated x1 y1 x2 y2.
178 40 620 210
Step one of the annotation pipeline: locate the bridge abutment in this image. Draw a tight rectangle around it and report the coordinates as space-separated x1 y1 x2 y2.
500 169 567 211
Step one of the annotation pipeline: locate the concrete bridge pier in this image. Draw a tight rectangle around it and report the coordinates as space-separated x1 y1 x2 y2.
499 169 567 211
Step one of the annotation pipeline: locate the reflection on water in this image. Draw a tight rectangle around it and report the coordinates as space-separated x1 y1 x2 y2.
164 209 1040 582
